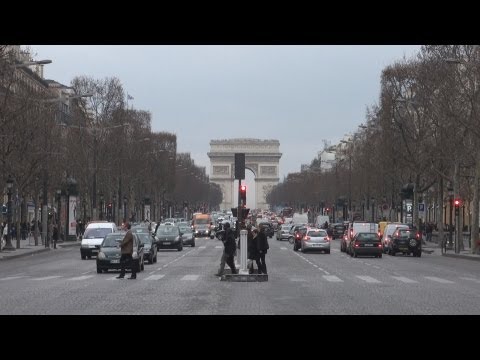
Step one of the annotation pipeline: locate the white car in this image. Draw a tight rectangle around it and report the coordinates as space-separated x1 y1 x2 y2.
80 222 117 260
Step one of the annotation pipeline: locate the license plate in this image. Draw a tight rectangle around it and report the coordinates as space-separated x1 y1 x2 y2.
364 244 373 247
111 259 120 263
163 242 171 245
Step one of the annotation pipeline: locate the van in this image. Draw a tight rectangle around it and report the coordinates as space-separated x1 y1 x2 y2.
378 221 388 238
192 214 213 238
293 213 309 225
80 221 117 259
315 215 330 228
341 221 378 253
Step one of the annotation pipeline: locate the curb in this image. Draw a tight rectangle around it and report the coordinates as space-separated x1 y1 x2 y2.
443 253 480 262
58 241 81 248
0 247 51 261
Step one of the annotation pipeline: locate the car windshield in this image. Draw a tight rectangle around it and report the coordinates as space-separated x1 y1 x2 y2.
195 218 209 224
357 233 379 241
83 228 112 239
132 227 149 233
307 230 327 237
102 235 123 247
157 226 177 235
335 225 345 230
179 226 192 233
137 233 152 244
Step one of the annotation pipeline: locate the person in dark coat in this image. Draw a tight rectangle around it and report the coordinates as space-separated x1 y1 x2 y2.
117 223 136 279
222 222 237 274
256 226 269 274
248 226 261 274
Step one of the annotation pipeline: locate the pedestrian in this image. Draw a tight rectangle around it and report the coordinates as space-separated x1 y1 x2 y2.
426 223 433 242
52 224 58 249
248 226 261 274
256 226 269 275
214 222 227 276
116 223 136 279
323 221 329 230
216 222 237 276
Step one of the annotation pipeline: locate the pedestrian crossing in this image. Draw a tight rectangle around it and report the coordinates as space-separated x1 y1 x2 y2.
0 273 478 286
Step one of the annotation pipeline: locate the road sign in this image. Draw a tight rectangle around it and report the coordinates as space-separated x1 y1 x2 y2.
418 203 425 212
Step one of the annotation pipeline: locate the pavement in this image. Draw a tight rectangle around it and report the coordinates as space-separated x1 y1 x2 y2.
0 236 80 261
422 239 480 262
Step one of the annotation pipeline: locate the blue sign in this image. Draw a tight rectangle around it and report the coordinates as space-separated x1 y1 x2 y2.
2 204 6 215
418 203 425 212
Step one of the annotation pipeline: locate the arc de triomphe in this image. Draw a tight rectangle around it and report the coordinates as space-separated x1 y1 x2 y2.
208 139 282 210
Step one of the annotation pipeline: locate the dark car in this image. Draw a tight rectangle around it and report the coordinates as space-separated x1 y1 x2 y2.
349 232 382 258
389 228 422 257
331 223 346 239
291 226 307 252
155 224 183 251
179 225 195 247
258 222 274 238
136 232 157 263
96 232 145 273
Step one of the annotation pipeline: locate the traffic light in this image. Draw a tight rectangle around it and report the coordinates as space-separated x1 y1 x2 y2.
454 199 461 216
240 185 247 206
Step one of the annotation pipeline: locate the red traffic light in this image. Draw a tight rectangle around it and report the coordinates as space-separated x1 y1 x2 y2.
240 185 246 192
454 199 461 207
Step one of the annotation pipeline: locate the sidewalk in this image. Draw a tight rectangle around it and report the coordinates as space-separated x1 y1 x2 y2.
0 236 80 261
423 239 480 262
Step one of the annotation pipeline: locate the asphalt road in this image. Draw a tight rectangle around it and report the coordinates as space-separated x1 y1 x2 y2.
1 235 479 314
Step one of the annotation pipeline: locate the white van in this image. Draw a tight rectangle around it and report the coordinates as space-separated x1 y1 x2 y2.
80 222 117 259
293 213 308 225
315 215 330 228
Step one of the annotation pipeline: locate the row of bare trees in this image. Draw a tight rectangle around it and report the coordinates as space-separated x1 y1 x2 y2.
1 46 222 241
267 45 480 253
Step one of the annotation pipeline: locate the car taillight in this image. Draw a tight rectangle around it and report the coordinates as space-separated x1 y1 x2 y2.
296 234 301 239
378 243 382 247
354 241 360 247
416 232 421 239
303 236 310 240
326 237 331 241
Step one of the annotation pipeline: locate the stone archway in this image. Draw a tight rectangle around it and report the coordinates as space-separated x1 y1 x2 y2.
208 139 282 210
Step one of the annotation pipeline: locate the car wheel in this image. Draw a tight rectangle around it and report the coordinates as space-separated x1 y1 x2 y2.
81 255 86 260
353 251 357 258
325 250 330 254
293 243 298 251
178 246 183 251
288 237 294 245
141 259 145 271
191 241 195 247
416 251 422 258
87 255 92 260
301 245 305 253
96 267 102 274
153 255 157 263
391 250 396 256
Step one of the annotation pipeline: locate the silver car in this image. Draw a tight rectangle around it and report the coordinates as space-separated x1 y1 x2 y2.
301 228 331 254
277 224 293 241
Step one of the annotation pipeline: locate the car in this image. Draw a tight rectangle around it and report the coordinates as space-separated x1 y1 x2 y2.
258 222 274 238
349 232 382 258
290 225 307 251
96 232 145 273
80 221 117 260
277 224 293 241
343 221 378 254
155 224 183 251
381 223 410 253
179 225 195 247
330 223 346 239
136 232 157 263
300 228 330 253
389 228 422 257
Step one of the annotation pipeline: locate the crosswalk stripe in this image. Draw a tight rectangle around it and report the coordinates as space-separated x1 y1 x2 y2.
280 247 288 250
0 276 29 281
425 276 454 284
199 246 206 249
356 276 381 283
181 275 199 281
323 275 343 282
31 276 62 281
107 276 119 280
69 275 95 281
392 276 418 284
460 277 480 284
215 246 223 249
144 275 165 281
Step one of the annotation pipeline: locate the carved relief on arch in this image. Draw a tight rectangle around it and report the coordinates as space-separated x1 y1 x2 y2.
213 165 230 175
260 166 277 176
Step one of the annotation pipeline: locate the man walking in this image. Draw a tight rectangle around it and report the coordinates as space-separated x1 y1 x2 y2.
219 222 237 275
256 226 269 275
117 223 137 279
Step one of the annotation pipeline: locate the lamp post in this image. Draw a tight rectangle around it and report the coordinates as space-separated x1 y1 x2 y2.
56 189 61 243
123 195 127 224
3 176 15 251
371 197 376 222
340 140 352 221
99 192 104 220
113 194 117 225
447 185 454 249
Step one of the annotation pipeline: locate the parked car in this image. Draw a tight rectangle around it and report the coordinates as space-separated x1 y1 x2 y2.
349 232 382 258
301 228 330 253
96 232 145 273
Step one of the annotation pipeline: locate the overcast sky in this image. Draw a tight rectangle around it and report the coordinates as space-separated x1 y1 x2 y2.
29 45 421 207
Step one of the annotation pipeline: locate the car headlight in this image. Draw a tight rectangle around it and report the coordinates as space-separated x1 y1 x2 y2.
97 252 106 259
195 230 199 234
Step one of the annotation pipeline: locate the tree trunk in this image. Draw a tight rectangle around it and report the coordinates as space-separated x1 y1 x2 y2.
471 154 480 254
34 193 39 246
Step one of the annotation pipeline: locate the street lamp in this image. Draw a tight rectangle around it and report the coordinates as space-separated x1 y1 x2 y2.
113 194 117 225
3 176 15 251
56 189 61 243
447 184 454 249
340 140 352 220
99 192 104 220
371 197 376 222
123 195 127 224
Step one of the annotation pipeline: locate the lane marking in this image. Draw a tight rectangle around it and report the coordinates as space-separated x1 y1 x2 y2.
31 276 62 281
107 276 119 280
199 246 206 249
290 278 306 282
312 264 318 268
181 275 199 281
81 271 92 275
365 263 372 266
356 276 381 283
144 274 165 281
460 277 480 284
372 265 380 269
323 275 343 282
280 247 288 250
425 276 454 284
215 246 223 249
69 275 95 281
392 276 418 284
